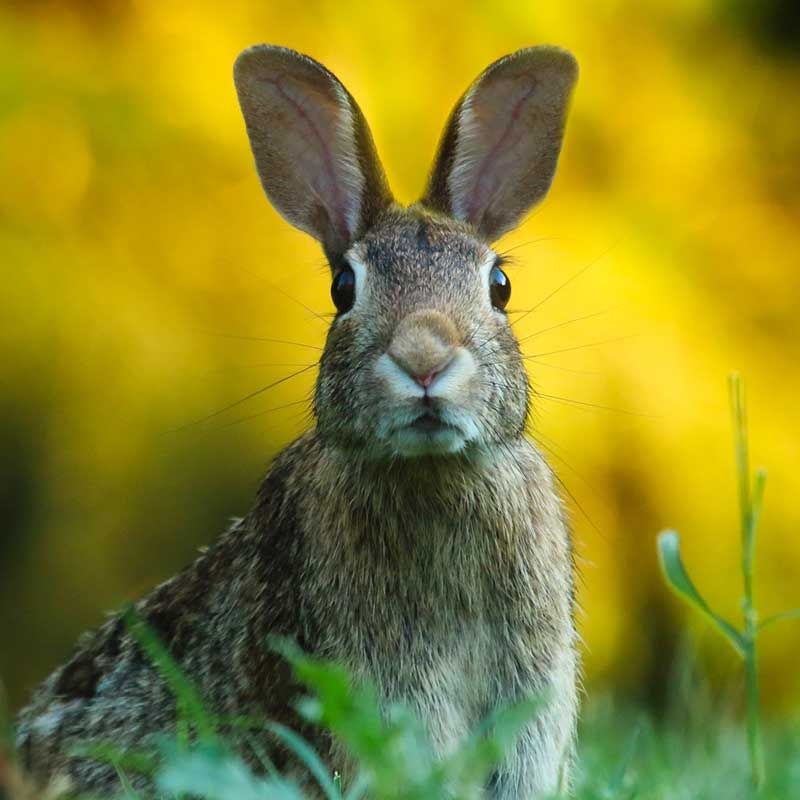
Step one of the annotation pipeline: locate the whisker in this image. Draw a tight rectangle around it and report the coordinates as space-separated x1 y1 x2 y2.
533 390 655 418
226 362 317 370
204 333 323 351
516 309 611 345
478 336 632 372
510 240 619 327
527 359 601 377
478 395 601 535
462 306 497 351
533 438 602 536
168 363 318 433
210 399 310 431
523 334 637 360
197 362 318 376
473 240 619 353
241 267 331 326
530 429 594 491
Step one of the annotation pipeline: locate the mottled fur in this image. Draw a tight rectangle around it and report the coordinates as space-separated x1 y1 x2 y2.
17 46 580 798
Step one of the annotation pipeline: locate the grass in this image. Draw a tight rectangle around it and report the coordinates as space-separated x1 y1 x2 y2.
2 373 798 799
6 650 798 799
576 691 800 800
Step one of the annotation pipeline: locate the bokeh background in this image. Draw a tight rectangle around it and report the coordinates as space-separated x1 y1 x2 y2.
1 0 799 718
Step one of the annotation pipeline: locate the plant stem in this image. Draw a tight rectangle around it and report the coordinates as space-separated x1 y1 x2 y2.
730 373 765 790
743 641 764 790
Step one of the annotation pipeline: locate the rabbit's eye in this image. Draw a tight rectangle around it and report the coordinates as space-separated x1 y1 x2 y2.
331 267 356 314
489 265 511 310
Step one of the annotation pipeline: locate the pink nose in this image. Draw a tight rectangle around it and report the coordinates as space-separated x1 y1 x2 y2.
415 368 442 390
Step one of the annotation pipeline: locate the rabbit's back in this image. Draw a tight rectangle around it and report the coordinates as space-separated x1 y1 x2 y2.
15 477 309 793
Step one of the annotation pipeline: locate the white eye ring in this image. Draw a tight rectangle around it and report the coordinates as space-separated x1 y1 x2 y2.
336 250 368 319
479 249 504 311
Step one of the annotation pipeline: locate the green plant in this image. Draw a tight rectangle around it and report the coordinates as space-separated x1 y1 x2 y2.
657 372 800 791
74 611 545 799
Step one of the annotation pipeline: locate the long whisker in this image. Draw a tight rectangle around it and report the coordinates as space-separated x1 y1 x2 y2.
209 399 311 432
168 363 318 432
479 334 634 374
531 428 595 491
523 334 637 360
527 432 601 535
462 305 497 351
473 240 619 353
510 240 619 326
527 359 601 377
532 390 655 418
241 268 330 326
478 394 600 534
515 309 611 345
226 362 317 370
204 333 323 351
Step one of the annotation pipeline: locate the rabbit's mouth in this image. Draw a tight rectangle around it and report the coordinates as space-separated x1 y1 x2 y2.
410 412 448 433
387 410 472 458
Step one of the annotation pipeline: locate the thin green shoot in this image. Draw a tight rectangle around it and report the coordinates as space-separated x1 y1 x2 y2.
657 372 799 791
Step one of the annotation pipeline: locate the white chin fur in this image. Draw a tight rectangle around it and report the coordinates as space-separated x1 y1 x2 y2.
391 426 468 458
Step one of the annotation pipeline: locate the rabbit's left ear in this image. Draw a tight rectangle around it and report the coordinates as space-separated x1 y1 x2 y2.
234 45 393 259
422 47 577 242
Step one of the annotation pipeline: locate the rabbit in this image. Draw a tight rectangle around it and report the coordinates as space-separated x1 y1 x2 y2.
15 44 580 798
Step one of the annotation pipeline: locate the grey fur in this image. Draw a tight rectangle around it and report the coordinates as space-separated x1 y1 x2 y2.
16 45 580 798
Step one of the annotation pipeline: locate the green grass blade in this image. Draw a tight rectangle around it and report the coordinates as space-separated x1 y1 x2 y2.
114 763 142 799
729 372 750 547
748 468 767 580
657 530 746 656
751 468 767 523
758 609 800 631
156 743 303 800
242 732 279 778
122 606 217 741
263 721 342 800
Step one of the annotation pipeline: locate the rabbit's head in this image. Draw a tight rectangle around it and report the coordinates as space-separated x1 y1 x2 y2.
235 46 577 459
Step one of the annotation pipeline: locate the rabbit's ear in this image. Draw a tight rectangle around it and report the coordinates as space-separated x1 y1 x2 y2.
422 47 577 242
234 45 393 258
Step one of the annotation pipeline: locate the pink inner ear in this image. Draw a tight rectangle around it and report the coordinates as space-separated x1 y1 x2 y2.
447 62 569 238
460 76 538 225
255 72 362 245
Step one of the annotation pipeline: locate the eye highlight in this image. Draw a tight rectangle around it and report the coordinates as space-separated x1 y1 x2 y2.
489 264 511 310
331 267 356 314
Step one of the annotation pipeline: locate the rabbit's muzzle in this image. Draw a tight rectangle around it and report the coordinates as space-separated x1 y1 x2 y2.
375 309 479 457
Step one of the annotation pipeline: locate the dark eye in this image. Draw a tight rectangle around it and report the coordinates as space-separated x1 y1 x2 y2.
331 267 356 314
489 265 511 310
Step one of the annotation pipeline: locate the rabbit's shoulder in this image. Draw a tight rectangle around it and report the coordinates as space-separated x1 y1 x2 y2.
15 439 319 790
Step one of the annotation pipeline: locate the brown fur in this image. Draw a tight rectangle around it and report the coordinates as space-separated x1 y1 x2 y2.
16 45 580 798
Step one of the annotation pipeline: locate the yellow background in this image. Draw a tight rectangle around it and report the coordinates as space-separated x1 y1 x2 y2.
1 1 799 715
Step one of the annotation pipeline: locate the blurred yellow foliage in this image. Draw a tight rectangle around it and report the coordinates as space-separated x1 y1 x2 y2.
1 1 799 714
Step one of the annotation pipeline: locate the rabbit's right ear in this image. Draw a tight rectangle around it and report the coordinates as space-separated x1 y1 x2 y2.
234 46 393 259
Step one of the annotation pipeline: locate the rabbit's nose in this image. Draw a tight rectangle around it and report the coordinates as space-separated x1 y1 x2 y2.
387 310 460 389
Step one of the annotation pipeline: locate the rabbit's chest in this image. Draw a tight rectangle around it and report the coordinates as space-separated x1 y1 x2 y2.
310 517 542 747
